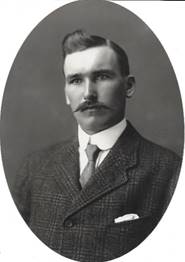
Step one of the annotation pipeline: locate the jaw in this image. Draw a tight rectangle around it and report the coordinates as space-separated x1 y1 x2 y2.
74 110 125 135
75 113 103 135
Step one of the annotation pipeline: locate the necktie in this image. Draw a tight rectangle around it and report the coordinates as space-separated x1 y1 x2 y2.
80 144 100 188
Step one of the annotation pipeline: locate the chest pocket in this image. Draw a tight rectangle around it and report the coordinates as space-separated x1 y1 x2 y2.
104 214 154 258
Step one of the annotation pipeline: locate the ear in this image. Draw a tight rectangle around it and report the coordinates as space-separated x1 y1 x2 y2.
64 85 70 105
125 75 136 98
65 95 70 105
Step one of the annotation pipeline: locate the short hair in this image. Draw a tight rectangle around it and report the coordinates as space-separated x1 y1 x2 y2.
62 29 130 76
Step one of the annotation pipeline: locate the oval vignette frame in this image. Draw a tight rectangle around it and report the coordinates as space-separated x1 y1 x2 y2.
0 1 184 262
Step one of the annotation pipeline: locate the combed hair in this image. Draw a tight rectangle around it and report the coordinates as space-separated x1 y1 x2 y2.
62 29 130 76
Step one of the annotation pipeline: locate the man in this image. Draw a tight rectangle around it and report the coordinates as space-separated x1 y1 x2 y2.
13 30 181 262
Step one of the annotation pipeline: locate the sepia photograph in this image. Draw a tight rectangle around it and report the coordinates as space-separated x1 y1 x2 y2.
0 1 184 262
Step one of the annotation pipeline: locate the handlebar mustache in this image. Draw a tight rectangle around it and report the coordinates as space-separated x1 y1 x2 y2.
73 102 109 112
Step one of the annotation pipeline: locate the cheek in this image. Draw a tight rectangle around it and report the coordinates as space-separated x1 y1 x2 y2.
98 82 125 104
65 88 83 106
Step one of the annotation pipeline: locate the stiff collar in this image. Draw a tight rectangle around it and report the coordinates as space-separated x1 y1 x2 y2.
78 118 127 151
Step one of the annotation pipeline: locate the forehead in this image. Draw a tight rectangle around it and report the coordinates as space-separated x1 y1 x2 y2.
63 46 119 76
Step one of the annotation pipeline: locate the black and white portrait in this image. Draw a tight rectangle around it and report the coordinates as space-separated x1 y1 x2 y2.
0 1 184 262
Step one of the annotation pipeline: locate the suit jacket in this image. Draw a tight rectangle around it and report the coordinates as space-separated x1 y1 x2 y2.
13 122 181 262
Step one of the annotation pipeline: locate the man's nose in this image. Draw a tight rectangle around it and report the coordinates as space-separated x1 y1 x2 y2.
83 79 97 102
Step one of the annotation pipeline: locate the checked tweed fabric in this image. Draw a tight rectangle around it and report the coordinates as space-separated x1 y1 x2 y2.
80 144 101 188
13 122 181 262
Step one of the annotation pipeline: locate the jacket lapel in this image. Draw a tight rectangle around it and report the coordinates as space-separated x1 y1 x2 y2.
63 122 140 221
53 139 81 199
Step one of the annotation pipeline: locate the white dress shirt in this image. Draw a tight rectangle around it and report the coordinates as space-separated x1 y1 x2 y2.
78 118 127 174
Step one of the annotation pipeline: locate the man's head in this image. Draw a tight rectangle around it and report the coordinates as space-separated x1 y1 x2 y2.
62 30 135 135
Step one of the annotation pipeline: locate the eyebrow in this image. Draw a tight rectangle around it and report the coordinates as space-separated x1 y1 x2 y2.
66 69 116 81
66 73 82 82
92 69 116 76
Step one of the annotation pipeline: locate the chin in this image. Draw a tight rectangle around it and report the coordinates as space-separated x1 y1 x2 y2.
78 119 102 135
79 118 116 135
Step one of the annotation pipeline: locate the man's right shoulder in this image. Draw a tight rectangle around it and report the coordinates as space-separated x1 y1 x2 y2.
20 138 78 175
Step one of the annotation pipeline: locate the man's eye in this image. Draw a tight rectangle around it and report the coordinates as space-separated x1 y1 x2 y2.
70 78 82 84
95 74 110 81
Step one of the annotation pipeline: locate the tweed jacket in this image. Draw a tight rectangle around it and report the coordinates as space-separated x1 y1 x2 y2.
13 122 181 262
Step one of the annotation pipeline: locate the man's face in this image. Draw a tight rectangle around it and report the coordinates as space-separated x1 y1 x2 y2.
64 46 134 134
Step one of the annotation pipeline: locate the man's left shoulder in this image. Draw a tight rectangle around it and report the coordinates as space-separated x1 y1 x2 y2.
138 134 182 170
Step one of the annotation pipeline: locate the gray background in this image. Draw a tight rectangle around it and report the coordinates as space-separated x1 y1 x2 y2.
1 0 184 189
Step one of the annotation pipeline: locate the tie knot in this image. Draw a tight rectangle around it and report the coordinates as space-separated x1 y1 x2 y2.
85 144 100 162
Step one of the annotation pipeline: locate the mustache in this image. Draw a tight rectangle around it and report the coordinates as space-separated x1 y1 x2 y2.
73 101 110 112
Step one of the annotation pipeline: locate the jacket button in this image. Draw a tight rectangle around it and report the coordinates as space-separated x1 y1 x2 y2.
64 220 73 228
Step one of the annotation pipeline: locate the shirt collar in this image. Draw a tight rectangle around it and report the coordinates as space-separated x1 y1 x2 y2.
78 118 127 151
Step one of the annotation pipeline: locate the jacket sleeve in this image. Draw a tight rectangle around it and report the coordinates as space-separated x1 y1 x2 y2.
13 156 32 224
161 153 182 215
154 150 182 221
12 146 56 224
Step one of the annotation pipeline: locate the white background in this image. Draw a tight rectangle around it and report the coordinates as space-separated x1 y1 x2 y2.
0 1 184 261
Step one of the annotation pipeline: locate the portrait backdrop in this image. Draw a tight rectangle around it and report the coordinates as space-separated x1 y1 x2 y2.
1 0 184 189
